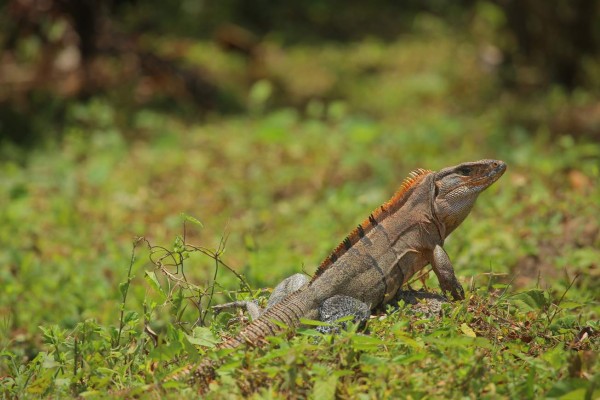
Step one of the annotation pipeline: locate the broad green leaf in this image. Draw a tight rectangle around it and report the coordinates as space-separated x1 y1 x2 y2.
41 357 60 369
123 311 139 325
558 301 583 310
312 374 338 400
558 388 587 399
144 270 165 299
96 367 117 376
118 281 128 299
218 360 243 373
360 354 387 366
460 323 477 337
181 213 204 227
181 337 201 362
54 378 70 387
148 343 181 362
257 346 296 363
393 333 425 350
510 289 550 312
545 378 592 398
541 345 567 369
351 334 386 351
185 327 218 348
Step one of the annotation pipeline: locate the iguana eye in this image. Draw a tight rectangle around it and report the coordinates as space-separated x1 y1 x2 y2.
457 166 472 176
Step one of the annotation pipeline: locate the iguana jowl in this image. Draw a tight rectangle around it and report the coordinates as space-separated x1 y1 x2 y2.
183 159 506 385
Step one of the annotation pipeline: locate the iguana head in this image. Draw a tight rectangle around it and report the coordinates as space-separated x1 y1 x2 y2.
433 159 506 235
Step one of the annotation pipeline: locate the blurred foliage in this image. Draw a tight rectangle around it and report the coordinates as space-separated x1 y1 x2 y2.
0 0 599 152
0 1 599 397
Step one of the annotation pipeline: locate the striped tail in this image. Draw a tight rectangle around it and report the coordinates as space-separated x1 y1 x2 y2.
169 289 315 390
219 288 313 348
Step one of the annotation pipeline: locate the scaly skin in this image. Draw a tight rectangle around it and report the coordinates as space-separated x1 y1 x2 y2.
164 159 507 390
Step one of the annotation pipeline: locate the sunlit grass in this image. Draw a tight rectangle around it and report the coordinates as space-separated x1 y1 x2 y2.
1 28 599 398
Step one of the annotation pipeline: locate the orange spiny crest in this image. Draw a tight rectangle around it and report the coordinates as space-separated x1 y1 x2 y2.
310 168 432 283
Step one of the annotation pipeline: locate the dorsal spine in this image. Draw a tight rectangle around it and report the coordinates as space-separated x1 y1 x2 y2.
309 168 432 283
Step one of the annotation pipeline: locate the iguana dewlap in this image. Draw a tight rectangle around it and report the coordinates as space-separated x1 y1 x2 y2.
184 159 506 385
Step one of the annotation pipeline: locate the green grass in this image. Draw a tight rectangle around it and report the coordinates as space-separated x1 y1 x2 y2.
1 26 599 399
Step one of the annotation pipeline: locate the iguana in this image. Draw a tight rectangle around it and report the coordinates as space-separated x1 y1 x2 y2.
168 159 506 389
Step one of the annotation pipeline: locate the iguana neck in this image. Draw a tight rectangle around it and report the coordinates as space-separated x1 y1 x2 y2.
432 159 506 236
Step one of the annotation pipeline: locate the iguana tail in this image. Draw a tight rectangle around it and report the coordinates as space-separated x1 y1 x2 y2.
221 287 314 348
170 288 316 390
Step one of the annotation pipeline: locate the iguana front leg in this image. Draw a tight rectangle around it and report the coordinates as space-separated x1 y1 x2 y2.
431 245 465 301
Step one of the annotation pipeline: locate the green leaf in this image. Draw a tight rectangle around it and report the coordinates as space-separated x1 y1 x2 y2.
351 335 386 351
545 378 592 398
460 323 477 337
218 359 243 373
360 355 386 366
123 311 139 325
424 336 494 350
162 380 187 390
79 391 103 398
148 343 182 362
270 319 290 330
172 288 185 315
333 315 355 324
312 374 338 400
181 336 201 362
297 328 326 337
299 318 332 327
144 270 165 299
181 213 204 227
510 289 550 312
557 301 583 310
54 378 70 387
185 327 218 348
392 353 427 364
396 336 425 350
391 327 425 349
118 281 128 299
41 355 60 369
173 235 185 253
96 367 117 376
541 345 567 369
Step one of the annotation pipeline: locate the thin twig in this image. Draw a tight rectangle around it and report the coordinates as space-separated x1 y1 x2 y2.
114 237 144 348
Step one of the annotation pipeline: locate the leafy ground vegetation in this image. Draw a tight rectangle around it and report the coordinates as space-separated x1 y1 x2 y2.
1 13 600 400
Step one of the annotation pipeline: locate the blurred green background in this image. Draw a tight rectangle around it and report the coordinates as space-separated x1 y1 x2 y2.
1 0 599 393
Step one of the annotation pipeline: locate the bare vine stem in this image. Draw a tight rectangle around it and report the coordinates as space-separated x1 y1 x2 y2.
114 236 146 348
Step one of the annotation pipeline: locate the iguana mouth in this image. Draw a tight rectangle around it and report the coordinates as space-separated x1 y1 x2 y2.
486 160 507 183
470 160 506 190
